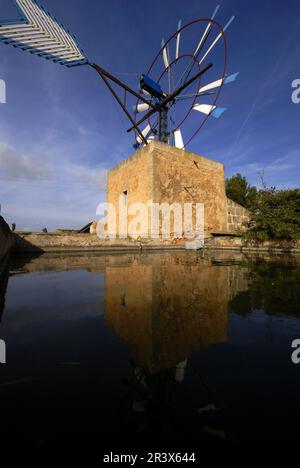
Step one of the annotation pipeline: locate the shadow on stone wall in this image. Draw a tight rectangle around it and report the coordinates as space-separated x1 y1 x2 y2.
12 233 45 254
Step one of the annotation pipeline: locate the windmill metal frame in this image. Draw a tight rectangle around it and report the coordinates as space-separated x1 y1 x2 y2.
0 1 236 150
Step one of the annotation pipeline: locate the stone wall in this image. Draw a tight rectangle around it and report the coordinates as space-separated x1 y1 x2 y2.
227 198 250 232
12 231 186 253
153 142 228 234
10 230 300 254
107 145 153 237
0 216 13 263
207 235 300 252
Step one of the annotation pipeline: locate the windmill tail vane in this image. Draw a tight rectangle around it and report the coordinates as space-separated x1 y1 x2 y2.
0 0 238 150
0 0 88 66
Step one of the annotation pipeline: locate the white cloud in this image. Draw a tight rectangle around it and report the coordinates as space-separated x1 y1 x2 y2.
0 141 51 180
0 136 109 231
228 150 300 188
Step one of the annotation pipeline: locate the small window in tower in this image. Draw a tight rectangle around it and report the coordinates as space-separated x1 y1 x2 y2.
122 190 128 206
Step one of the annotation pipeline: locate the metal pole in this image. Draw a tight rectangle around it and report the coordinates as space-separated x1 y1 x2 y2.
158 111 161 142
159 107 168 143
91 63 157 110
97 70 149 146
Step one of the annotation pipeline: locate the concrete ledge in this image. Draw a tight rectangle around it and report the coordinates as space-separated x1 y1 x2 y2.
207 236 300 254
10 231 300 255
12 232 187 254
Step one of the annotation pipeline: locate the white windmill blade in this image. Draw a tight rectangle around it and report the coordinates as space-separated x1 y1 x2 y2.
161 38 170 69
0 0 88 67
198 78 223 94
194 5 220 57
174 129 184 149
175 19 182 60
199 16 235 66
198 72 239 93
134 103 151 113
193 103 226 118
136 124 152 144
193 103 216 115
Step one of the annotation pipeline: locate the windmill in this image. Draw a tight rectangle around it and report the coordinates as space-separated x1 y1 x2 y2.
0 1 238 150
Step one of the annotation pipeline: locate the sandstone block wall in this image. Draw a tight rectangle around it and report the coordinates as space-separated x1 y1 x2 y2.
227 198 250 232
153 143 227 233
107 145 153 237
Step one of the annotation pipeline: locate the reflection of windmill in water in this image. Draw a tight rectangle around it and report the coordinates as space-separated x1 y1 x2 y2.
104 253 248 442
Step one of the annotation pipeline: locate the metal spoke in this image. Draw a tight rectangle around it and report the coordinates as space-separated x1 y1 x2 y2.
175 91 215 101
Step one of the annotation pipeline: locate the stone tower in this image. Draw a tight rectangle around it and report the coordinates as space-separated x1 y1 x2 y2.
106 141 249 239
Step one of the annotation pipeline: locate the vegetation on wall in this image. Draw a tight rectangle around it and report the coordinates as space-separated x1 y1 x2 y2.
226 174 300 240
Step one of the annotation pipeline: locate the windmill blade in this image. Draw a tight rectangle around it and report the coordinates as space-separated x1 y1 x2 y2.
136 124 152 144
193 103 226 118
175 19 182 60
161 38 170 69
134 103 151 113
194 5 220 57
198 72 239 93
0 0 87 67
175 6 219 89
174 129 184 149
199 16 235 66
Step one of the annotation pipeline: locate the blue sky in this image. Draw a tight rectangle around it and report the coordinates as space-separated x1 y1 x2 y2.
0 0 300 231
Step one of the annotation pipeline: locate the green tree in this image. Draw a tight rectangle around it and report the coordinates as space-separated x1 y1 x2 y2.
247 188 300 240
225 173 257 208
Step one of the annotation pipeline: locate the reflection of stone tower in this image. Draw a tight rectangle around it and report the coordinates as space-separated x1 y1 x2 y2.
105 252 234 374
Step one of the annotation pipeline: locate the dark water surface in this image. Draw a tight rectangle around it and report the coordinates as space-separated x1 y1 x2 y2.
0 250 300 448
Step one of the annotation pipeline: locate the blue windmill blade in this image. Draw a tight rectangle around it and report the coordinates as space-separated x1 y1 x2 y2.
223 72 239 85
211 107 227 118
0 0 88 67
